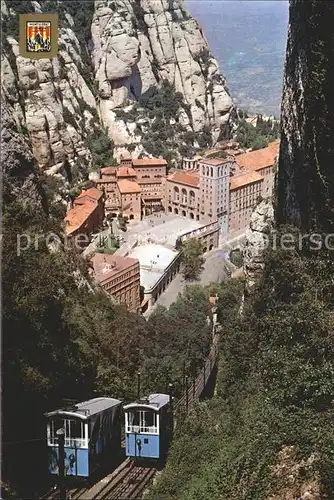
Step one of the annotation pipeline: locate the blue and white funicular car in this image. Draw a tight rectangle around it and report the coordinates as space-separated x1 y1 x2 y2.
124 393 173 461
45 397 122 479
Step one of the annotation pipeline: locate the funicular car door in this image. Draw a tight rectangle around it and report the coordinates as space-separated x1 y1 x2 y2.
134 410 146 457
134 409 156 457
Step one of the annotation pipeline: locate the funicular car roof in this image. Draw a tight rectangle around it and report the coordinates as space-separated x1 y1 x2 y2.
123 393 170 412
45 397 122 419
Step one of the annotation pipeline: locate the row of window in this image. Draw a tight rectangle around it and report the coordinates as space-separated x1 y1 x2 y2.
106 281 139 296
201 165 228 178
122 194 140 200
104 270 138 288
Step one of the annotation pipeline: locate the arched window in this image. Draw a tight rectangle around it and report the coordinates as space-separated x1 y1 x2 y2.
181 188 187 204
210 167 213 177
168 206 172 212
190 212 194 219
174 207 178 214
206 166 209 176
189 190 195 206
173 186 179 201
182 210 186 217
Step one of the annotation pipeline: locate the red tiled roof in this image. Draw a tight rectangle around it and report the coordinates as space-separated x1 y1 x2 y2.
167 171 199 187
65 200 96 235
117 179 141 194
101 166 117 175
199 157 232 166
230 171 263 190
76 187 103 201
236 140 280 171
91 253 139 283
96 178 117 184
132 158 167 167
116 166 137 178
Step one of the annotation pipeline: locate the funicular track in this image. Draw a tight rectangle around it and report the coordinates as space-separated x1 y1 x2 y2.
175 333 219 413
41 333 220 499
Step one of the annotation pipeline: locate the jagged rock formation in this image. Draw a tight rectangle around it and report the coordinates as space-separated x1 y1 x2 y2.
1 0 235 174
276 0 334 234
1 0 97 174
243 199 275 293
1 93 44 208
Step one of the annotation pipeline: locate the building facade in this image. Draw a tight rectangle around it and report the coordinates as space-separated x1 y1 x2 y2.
165 157 233 239
198 157 232 238
117 179 142 220
90 253 141 312
96 157 167 218
96 167 118 213
235 140 279 198
165 171 200 220
178 220 220 252
181 157 199 170
132 158 167 215
229 171 264 234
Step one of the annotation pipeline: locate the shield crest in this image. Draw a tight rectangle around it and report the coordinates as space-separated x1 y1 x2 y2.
20 13 58 59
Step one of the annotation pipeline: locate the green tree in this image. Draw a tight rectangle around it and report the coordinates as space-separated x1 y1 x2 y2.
86 129 114 168
181 238 204 280
197 124 213 149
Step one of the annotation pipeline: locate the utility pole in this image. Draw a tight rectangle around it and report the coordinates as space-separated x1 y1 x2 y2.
168 383 173 412
56 428 66 500
137 372 141 399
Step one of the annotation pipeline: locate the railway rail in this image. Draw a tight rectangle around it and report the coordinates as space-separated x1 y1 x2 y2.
175 332 219 413
41 333 220 499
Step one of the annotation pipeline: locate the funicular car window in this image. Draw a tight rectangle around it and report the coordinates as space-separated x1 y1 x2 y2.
48 418 61 445
128 410 157 433
64 419 86 448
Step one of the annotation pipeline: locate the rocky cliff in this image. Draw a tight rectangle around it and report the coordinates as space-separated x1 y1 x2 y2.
276 0 334 234
243 199 275 293
1 0 235 176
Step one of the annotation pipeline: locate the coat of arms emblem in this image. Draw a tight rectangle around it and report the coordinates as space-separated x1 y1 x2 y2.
26 21 51 53
19 14 58 59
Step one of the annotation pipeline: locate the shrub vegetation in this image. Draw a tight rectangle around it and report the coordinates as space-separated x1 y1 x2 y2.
236 115 280 150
